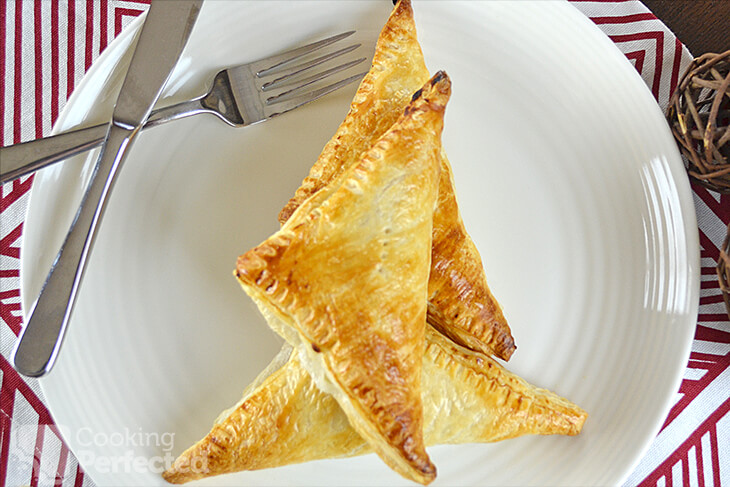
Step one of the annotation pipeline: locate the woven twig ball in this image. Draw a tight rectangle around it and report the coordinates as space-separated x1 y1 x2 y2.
667 50 730 192
668 51 730 316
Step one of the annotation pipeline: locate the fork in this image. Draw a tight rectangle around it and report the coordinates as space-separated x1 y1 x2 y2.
0 31 368 184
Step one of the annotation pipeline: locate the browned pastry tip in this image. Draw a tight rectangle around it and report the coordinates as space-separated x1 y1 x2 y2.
277 0 428 225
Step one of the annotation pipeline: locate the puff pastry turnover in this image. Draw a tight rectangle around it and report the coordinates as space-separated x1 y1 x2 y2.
278 0 516 361
232 72 452 484
162 326 586 484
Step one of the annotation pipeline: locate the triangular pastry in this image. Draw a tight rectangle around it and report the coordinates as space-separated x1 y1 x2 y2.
162 326 586 484
278 0 516 361
232 72 451 484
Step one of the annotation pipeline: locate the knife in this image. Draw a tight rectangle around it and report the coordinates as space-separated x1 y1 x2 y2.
11 0 204 377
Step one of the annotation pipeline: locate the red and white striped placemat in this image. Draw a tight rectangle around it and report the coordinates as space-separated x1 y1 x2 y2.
1 1 728 486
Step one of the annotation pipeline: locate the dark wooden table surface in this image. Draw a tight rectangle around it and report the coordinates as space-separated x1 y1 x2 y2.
641 0 730 56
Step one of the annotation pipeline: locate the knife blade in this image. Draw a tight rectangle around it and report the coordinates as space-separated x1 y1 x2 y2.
11 0 204 377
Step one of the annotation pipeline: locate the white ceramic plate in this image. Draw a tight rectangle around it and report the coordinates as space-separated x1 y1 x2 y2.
22 1 699 486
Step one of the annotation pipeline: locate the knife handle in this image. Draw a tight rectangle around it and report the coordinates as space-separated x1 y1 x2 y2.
11 123 135 377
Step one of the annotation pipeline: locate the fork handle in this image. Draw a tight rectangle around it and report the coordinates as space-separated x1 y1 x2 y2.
0 97 206 185
0 125 108 183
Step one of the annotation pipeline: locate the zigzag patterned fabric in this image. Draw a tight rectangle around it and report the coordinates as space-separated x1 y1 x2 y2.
1 1 728 486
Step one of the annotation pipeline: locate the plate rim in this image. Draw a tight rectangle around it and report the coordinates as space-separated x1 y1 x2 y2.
20 2 701 486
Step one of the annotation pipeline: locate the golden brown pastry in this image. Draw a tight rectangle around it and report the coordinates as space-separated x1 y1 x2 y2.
278 0 515 361
232 73 451 485
162 326 587 484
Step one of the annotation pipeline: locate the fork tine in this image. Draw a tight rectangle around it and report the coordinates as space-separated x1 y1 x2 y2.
257 43 361 79
265 71 367 117
262 56 366 93
253 30 356 76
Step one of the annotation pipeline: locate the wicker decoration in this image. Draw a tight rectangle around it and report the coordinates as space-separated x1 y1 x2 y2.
667 50 730 316
667 50 730 192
